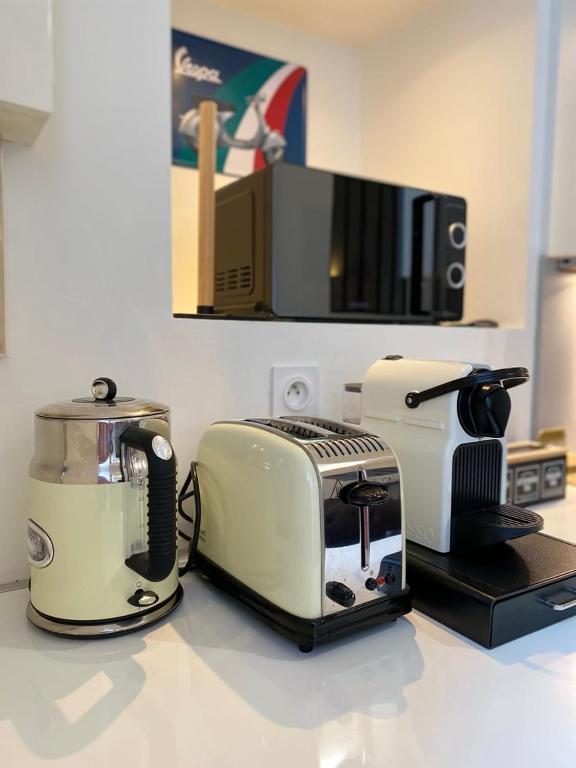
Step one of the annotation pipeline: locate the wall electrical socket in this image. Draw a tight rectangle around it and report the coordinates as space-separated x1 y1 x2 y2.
270 365 319 417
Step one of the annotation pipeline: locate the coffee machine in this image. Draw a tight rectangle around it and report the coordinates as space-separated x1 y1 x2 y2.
358 357 576 648
27 378 182 637
361 357 543 553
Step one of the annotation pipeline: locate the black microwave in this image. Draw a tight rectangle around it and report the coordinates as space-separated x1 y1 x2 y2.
213 163 466 323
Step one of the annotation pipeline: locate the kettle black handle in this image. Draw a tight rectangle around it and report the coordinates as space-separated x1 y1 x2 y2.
120 426 177 583
405 366 529 409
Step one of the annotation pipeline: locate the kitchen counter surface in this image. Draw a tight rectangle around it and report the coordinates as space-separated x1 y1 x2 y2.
2 490 576 767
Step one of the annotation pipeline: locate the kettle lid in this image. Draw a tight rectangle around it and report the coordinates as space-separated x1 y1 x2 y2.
36 377 169 420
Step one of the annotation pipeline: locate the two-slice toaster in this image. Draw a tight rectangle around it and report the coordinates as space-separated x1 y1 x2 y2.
190 417 411 651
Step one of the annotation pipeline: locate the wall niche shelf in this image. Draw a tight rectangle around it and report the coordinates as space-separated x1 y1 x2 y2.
173 313 499 327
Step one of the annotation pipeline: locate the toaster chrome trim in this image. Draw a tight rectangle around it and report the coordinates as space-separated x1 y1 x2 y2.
245 416 371 442
308 436 389 461
279 416 370 437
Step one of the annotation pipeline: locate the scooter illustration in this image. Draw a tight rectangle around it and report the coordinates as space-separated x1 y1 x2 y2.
178 95 287 165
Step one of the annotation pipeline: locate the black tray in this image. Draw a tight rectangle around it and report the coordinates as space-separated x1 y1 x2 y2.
407 532 576 648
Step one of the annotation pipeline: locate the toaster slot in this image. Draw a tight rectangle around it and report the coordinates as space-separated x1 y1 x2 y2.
283 416 368 438
244 417 390 452
245 418 328 440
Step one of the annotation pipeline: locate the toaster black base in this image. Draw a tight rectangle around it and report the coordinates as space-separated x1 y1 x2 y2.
407 532 576 648
197 555 411 652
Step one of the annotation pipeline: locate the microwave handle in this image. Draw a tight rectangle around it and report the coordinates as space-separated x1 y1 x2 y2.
120 426 177 582
411 193 437 315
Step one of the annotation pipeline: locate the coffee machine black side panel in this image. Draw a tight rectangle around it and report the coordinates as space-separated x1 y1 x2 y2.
214 169 271 314
407 533 576 648
450 440 543 549
432 197 466 321
451 440 502 515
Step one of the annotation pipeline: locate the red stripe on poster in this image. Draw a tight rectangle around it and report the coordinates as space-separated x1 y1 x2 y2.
254 67 306 171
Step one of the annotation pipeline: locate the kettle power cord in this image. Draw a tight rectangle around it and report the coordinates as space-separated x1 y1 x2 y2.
177 461 202 576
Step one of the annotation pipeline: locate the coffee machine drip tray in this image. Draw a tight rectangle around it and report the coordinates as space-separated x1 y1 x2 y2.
451 504 543 550
407 533 576 648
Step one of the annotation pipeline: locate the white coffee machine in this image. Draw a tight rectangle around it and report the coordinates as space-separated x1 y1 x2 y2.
344 357 576 648
361 357 543 553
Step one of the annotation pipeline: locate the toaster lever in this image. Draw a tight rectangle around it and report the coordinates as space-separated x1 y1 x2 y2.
338 481 390 507
361 505 370 572
339 472 390 573
359 469 370 572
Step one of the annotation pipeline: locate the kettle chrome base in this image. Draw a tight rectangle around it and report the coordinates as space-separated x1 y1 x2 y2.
26 583 183 638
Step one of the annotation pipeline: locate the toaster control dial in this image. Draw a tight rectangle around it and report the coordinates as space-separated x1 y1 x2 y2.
326 581 356 608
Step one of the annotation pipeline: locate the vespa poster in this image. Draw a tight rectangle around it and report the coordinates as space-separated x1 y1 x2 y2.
172 30 307 177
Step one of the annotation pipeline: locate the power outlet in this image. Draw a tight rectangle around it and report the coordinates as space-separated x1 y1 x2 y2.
271 366 319 416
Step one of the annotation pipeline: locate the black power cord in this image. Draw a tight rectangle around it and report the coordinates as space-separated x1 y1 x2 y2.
177 461 202 576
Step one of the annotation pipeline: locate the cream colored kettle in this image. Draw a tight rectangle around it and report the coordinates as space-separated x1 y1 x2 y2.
27 377 182 637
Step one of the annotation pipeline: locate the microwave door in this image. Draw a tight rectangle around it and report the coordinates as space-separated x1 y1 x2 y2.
360 182 381 314
377 185 397 316
393 189 417 316
330 177 381 316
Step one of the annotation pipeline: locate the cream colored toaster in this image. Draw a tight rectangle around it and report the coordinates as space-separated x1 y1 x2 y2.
192 417 411 652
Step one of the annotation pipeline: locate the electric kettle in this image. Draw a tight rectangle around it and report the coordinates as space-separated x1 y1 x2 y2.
27 377 182 637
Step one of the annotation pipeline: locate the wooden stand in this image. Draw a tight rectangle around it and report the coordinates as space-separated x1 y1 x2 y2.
197 100 218 314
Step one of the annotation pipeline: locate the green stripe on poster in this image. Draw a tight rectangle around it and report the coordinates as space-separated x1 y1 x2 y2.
214 59 284 171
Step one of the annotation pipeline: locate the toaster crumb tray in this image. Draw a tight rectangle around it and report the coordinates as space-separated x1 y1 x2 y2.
197 555 411 652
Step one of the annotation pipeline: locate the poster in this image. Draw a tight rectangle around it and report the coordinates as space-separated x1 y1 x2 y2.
171 30 307 177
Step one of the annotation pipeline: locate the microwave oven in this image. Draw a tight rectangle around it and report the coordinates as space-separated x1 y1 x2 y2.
213 163 466 323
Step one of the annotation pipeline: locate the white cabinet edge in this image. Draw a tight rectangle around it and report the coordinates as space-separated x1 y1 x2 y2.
0 0 53 145
0 100 50 146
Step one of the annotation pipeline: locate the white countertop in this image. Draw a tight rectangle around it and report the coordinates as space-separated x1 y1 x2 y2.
3 491 576 768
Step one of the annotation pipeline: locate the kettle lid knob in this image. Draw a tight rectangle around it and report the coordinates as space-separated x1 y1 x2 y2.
91 377 117 402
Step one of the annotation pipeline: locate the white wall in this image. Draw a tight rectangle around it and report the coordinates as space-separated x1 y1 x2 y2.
537 0 576 445
0 0 173 582
0 0 541 582
359 0 539 330
548 0 576 256
0 0 52 144
172 0 363 312
358 0 563 458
